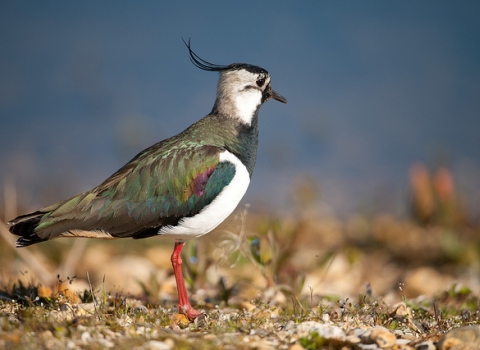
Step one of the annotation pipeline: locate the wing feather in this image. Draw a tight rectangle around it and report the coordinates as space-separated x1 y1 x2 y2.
27 145 233 241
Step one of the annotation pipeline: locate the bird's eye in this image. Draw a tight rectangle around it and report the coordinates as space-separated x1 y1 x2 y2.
256 78 265 87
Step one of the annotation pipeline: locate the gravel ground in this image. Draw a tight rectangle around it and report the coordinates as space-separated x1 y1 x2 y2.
0 285 479 350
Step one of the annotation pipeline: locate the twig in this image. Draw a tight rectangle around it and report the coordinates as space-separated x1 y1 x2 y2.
86 271 99 316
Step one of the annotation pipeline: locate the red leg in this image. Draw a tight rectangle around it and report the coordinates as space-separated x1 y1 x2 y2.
171 242 204 320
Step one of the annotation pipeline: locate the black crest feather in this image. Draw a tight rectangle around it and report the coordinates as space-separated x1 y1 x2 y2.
182 38 269 75
182 38 228 72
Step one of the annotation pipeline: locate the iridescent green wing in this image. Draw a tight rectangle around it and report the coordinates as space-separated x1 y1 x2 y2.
34 145 236 239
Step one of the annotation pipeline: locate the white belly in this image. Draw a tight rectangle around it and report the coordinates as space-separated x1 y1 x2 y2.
158 150 250 241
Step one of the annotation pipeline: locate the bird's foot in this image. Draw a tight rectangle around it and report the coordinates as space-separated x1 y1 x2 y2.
179 304 205 321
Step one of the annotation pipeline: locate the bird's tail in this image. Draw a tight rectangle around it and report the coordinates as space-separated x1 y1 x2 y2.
8 211 49 247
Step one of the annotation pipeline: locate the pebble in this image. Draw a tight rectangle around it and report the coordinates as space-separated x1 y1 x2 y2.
357 344 382 350
296 321 346 342
249 340 277 350
218 313 232 322
369 326 397 348
47 309 75 322
239 301 256 312
203 334 216 340
415 341 436 350
66 340 77 349
98 338 115 348
116 315 133 327
81 331 92 344
48 302 98 321
346 334 361 344
134 305 149 314
437 326 480 350
73 303 95 316
170 313 189 329
164 339 175 348
396 345 415 350
351 327 370 338
284 320 296 332
396 338 413 346
403 332 417 341
141 340 172 350
391 302 412 317
77 303 96 312
288 344 305 350
60 303 72 312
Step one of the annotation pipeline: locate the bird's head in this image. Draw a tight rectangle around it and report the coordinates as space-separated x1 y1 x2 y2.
184 39 287 125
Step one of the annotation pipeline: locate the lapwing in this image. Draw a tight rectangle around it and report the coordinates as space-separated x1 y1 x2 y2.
8 40 287 320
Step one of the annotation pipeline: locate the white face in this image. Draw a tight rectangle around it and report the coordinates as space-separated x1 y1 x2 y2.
216 69 271 125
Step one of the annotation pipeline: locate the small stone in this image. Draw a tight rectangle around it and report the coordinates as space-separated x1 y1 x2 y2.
437 326 480 350
346 335 361 344
193 313 207 328
403 332 417 341
284 321 296 332
396 338 412 346
270 308 280 319
357 344 381 350
351 328 370 338
218 313 232 322
164 339 175 348
142 340 172 350
135 305 149 314
81 331 92 344
250 342 276 350
76 303 96 316
47 310 75 322
391 302 412 317
66 340 77 349
170 313 189 329
60 303 72 312
98 338 115 348
203 334 216 340
117 314 133 327
297 321 346 341
288 344 305 350
415 341 436 350
239 301 256 312
274 290 287 304
369 326 396 349
40 330 54 339
75 308 89 316
395 345 415 350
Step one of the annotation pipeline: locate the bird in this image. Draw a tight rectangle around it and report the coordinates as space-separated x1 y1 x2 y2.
7 40 287 321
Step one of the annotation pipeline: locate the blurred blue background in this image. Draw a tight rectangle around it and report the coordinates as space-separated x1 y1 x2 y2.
1 1 479 218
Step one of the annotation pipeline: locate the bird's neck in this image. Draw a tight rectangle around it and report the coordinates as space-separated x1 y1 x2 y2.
226 114 259 177
186 113 259 177
212 91 262 126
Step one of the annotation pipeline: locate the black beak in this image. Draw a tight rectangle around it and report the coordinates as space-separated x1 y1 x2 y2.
263 84 288 104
